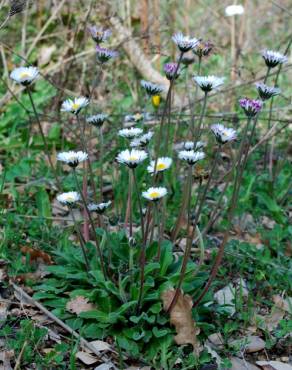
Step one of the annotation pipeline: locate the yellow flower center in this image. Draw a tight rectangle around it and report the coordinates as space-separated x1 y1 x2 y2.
152 95 161 108
20 72 30 79
129 156 138 161
72 103 80 110
149 191 160 199
156 163 166 171
66 195 75 202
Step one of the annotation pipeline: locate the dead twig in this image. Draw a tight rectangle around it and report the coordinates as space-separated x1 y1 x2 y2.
12 283 119 367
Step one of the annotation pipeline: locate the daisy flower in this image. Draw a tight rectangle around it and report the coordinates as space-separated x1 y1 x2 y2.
164 62 181 80
61 97 89 115
239 98 263 117
172 32 199 52
225 4 244 16
57 151 88 168
147 157 173 174
130 131 154 148
262 50 288 68
141 80 164 96
178 150 205 165
255 83 281 101
193 75 224 92
96 45 118 63
118 127 143 139
88 26 111 43
193 40 214 58
10 66 39 86
116 149 148 168
142 187 167 201
88 201 111 214
175 141 206 151
57 192 80 206
86 113 108 127
211 124 237 144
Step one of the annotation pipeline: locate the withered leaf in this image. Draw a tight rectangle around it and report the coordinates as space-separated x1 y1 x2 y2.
162 289 201 355
66 296 95 315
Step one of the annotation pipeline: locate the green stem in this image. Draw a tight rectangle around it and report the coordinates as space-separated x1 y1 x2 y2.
189 55 202 136
193 91 208 147
76 114 98 202
69 208 90 273
27 88 61 190
99 127 104 201
72 169 106 279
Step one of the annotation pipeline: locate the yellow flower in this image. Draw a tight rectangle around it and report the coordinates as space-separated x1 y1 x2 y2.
152 95 161 108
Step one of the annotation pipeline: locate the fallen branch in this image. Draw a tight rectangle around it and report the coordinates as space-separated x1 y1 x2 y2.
12 283 119 368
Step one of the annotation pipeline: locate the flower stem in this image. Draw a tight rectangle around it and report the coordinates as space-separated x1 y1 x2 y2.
193 91 208 146
167 146 220 313
76 114 98 202
99 127 104 201
72 168 107 279
152 52 183 182
69 208 90 273
27 87 61 190
132 169 145 241
189 55 202 136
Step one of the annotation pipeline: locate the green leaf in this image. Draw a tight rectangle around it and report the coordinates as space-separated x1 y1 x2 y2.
152 326 170 338
159 240 173 276
36 188 52 219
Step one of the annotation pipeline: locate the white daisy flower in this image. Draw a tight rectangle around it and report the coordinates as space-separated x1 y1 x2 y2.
147 157 173 174
172 32 199 52
175 141 206 151
61 97 89 115
211 124 237 144
118 127 143 139
10 66 39 86
262 50 288 68
255 83 281 101
86 113 108 127
193 75 225 92
141 80 164 96
57 151 88 168
225 4 244 16
178 150 205 165
142 187 167 201
88 201 111 214
57 191 80 206
88 26 112 43
116 149 148 168
96 45 118 63
130 131 154 147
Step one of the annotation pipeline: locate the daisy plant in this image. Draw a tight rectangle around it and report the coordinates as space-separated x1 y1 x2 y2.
10 66 62 189
57 192 90 272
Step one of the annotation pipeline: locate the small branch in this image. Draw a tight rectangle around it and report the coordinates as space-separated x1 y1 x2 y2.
12 283 118 366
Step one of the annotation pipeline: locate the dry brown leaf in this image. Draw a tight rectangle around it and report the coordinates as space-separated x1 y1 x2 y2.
21 246 53 265
162 289 201 355
66 296 95 315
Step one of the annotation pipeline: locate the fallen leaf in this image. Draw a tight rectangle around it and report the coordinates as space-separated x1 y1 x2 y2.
66 296 95 315
230 357 259 370
214 284 236 316
94 364 114 370
162 289 201 355
273 295 292 314
21 246 53 265
76 351 98 365
89 340 111 352
256 360 292 370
